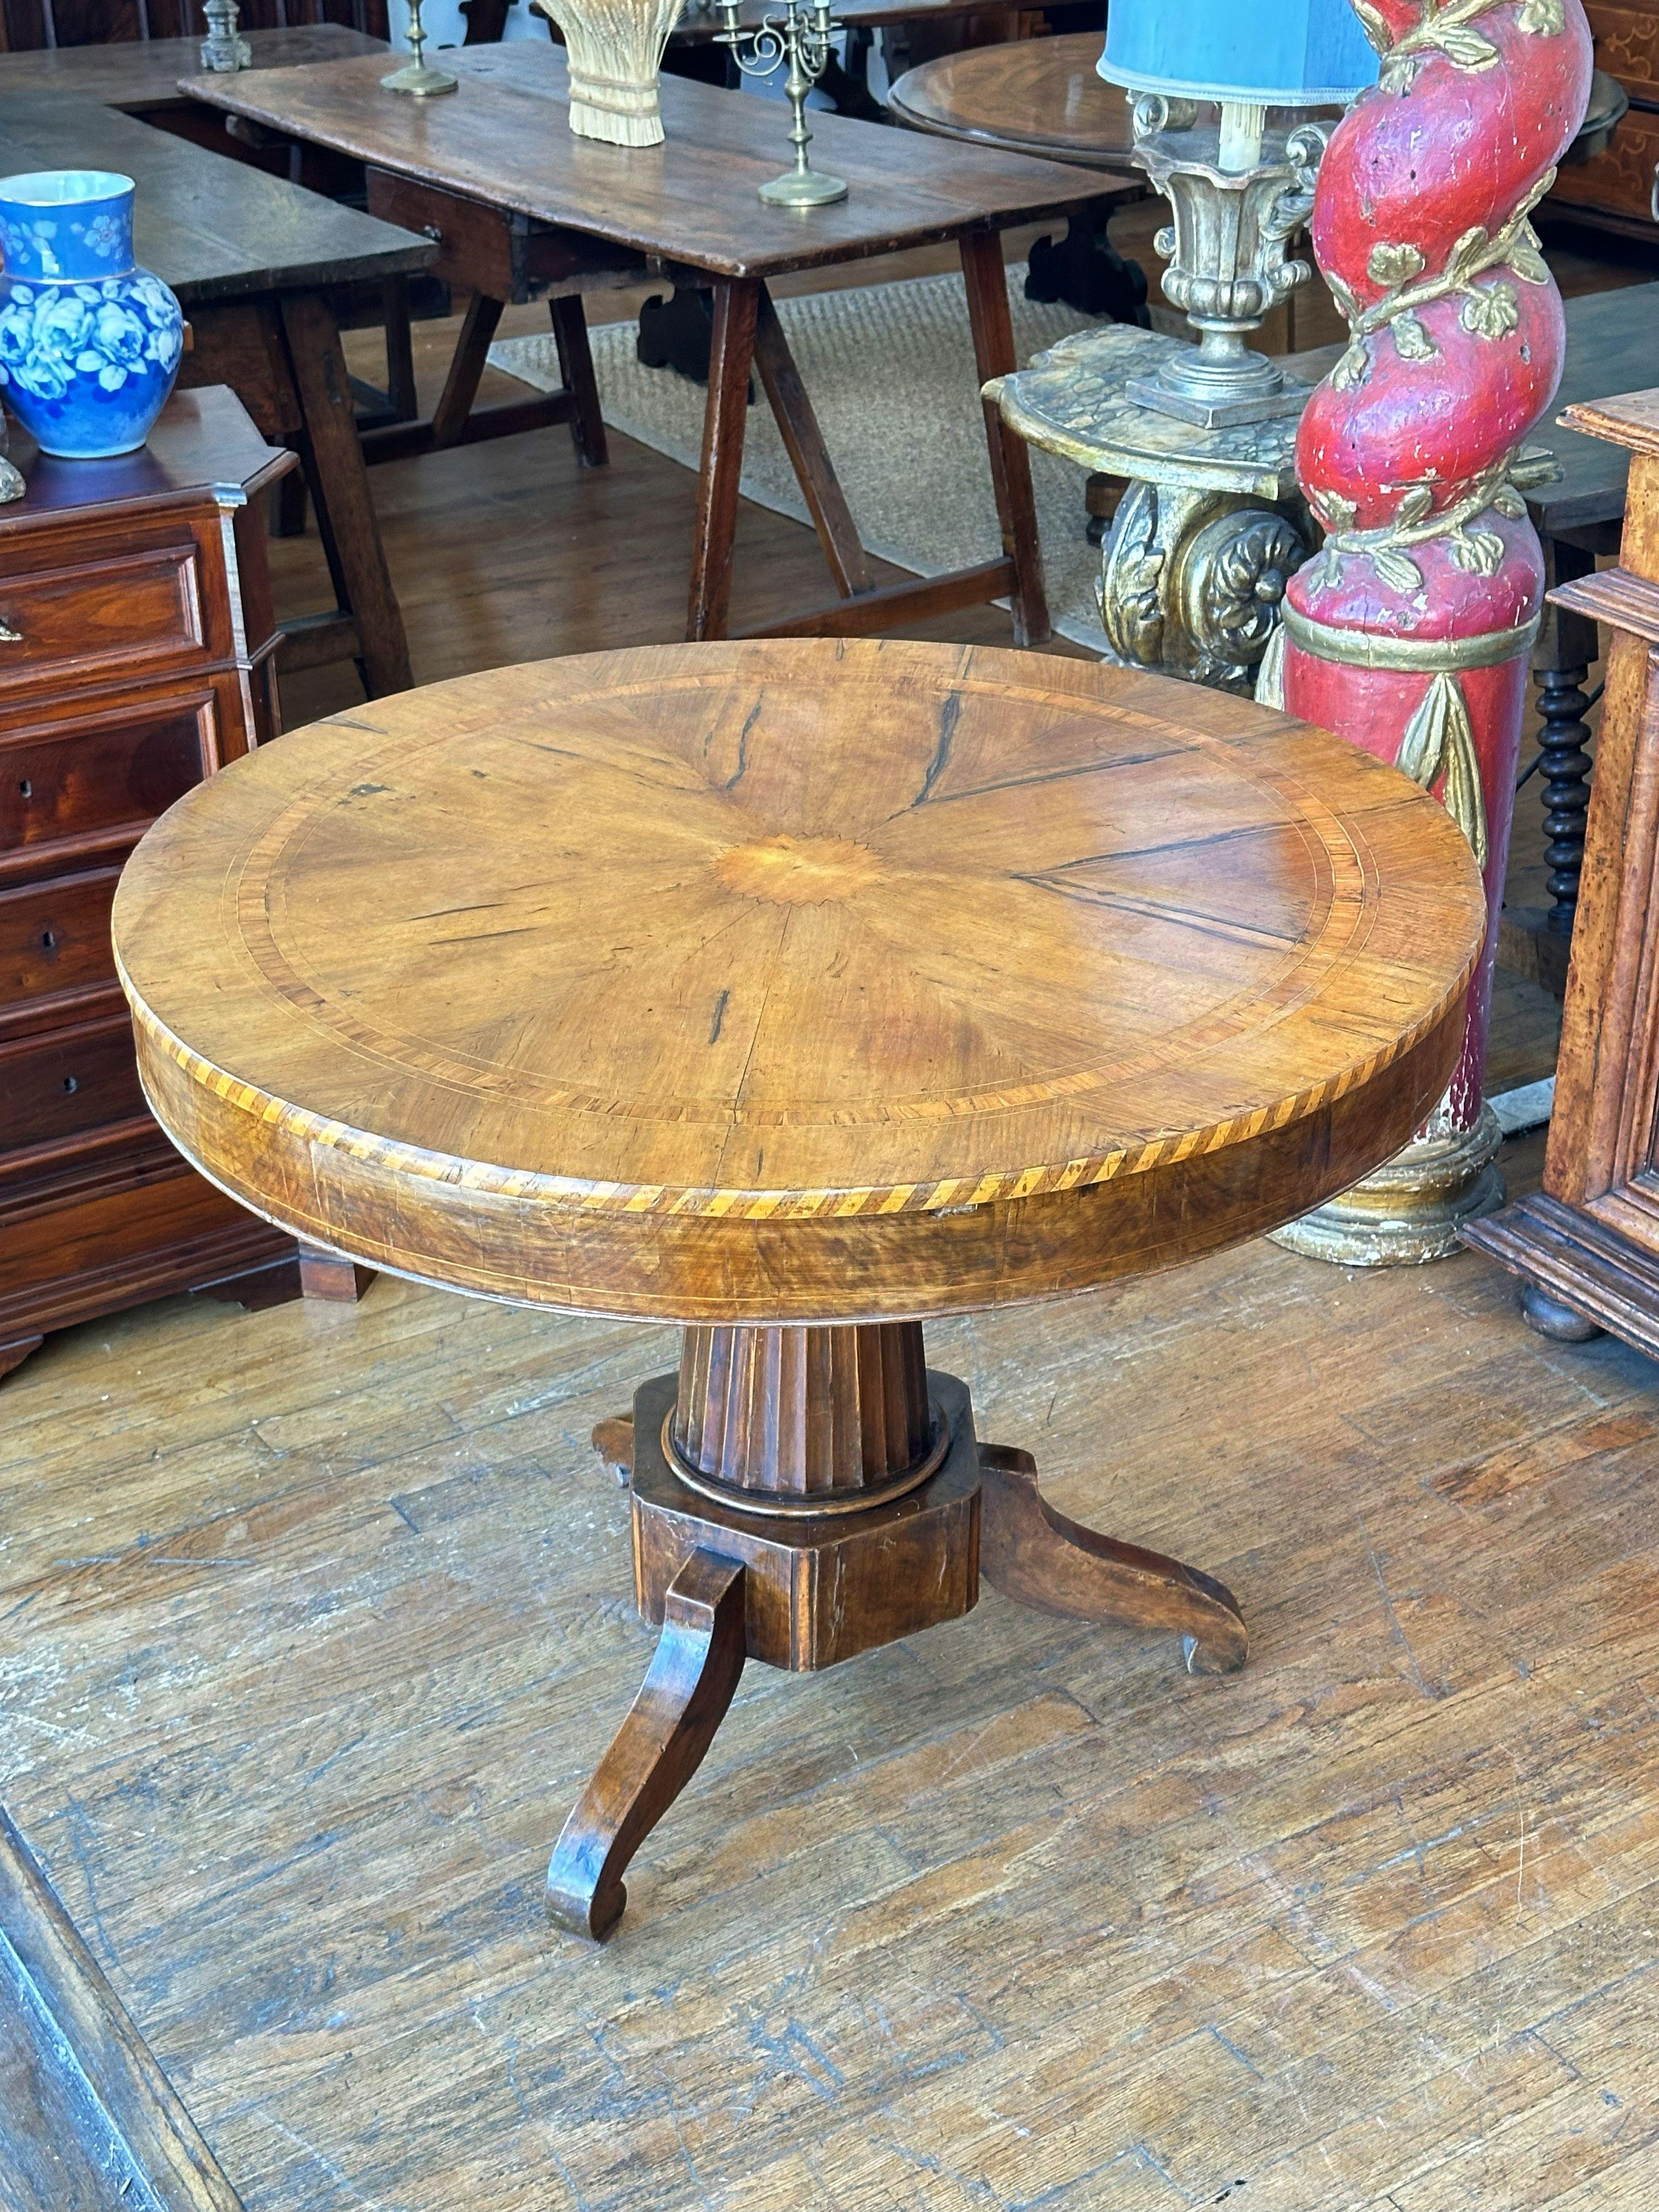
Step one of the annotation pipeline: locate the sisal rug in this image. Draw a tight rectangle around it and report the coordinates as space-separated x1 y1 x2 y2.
489 265 1109 651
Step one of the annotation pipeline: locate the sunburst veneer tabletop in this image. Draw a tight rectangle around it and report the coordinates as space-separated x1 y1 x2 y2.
114 639 1483 1323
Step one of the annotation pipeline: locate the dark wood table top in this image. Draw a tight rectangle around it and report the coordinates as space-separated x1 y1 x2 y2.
1291 281 1659 538
111 639 1483 1324
1 383 290 524
178 43 1140 282
670 0 1016 40
0 93 435 306
0 22 383 111
889 32 1138 171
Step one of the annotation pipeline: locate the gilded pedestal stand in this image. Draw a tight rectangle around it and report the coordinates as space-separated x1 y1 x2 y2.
991 326 1312 692
1264 0 1593 1263
988 95 1335 694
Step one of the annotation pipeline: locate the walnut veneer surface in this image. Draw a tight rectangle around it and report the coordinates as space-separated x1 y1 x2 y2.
112 640 1486 1324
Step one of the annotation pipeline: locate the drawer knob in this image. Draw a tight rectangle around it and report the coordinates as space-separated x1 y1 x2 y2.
61 1075 77 1094
0 619 20 644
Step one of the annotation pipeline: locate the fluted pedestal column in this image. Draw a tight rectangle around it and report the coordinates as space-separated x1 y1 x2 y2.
668 1322 940 1514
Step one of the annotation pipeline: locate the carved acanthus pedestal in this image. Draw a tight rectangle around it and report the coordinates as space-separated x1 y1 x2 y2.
990 325 1315 692
1265 0 1593 1263
988 95 1338 689
1125 100 1329 427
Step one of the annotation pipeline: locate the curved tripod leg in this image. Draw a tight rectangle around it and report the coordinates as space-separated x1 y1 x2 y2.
978 1444 1246 1676
546 1548 746 1941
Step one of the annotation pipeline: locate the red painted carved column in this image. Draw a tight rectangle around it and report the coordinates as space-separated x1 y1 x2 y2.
1263 0 1592 1262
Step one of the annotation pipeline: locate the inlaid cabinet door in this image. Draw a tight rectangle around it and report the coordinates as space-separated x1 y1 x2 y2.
1585 0 1659 101
1551 106 1659 224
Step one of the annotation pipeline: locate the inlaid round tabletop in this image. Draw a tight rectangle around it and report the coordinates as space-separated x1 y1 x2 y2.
113 641 1485 1323
888 35 1138 170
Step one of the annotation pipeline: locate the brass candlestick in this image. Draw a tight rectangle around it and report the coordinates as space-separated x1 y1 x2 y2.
717 0 845 207
382 0 458 98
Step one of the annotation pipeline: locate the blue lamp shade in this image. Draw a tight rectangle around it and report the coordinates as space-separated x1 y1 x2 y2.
1098 0 1380 105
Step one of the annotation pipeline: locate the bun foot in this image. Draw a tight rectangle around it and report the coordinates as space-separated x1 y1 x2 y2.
546 1548 746 1942
978 1443 1246 1675
1520 1285 1604 1343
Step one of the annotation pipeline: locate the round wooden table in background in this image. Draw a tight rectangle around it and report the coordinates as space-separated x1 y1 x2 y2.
888 31 1137 169
112 640 1485 1940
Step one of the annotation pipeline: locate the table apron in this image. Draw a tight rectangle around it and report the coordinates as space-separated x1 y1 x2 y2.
366 171 647 305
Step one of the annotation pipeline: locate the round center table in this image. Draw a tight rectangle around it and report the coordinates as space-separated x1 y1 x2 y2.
112 640 1485 1942
888 33 1136 170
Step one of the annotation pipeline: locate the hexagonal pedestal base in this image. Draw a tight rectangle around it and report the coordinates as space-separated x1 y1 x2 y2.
631 1368 981 1672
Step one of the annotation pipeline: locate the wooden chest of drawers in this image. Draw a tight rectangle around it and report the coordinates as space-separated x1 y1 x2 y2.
0 387 302 1384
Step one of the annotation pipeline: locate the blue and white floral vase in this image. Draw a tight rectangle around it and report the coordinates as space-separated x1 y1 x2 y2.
0 170 184 459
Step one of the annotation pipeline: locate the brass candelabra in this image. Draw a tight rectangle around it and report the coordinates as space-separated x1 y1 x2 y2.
716 0 846 207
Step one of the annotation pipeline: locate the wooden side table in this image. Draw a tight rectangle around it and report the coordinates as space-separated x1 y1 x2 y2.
112 640 1484 1938
1464 387 1659 1355
0 389 302 1386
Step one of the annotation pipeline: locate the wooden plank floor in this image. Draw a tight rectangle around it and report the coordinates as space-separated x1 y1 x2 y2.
2 225 1649 2209
4 1130 1659 2209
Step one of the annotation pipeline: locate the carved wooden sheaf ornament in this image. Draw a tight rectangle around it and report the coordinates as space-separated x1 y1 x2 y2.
112 640 1487 1938
1264 0 1594 1250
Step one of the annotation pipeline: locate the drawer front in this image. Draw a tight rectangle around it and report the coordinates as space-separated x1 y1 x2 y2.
0 539 207 693
0 694 211 862
1587 4 1659 103
365 170 642 301
0 1014 146 1156
0 868 121 1015
1551 105 1659 222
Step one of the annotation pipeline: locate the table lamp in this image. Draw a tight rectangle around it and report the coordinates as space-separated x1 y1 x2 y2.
1098 0 1378 426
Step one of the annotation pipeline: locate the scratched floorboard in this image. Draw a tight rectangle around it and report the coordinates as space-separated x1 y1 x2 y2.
4 1125 1659 2210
